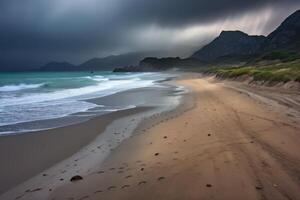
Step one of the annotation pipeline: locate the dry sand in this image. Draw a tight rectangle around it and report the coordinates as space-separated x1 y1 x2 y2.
3 74 300 200
0 74 300 200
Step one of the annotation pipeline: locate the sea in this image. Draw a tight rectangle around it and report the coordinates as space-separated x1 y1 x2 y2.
0 71 177 135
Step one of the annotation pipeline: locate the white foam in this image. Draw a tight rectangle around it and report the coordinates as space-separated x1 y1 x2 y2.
0 78 154 107
0 83 45 92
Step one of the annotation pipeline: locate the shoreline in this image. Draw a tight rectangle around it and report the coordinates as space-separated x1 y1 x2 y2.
0 78 185 199
0 72 178 135
49 74 299 200
1 73 300 200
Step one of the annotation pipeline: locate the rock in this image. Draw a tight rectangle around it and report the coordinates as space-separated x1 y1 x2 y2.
255 185 263 190
70 175 83 182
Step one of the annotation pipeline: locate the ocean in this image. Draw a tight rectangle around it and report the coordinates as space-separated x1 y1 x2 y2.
0 71 176 134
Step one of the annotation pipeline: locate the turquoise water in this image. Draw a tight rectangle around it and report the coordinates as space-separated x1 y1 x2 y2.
0 71 168 134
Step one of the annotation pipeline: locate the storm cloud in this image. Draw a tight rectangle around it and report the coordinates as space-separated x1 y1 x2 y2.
0 0 299 69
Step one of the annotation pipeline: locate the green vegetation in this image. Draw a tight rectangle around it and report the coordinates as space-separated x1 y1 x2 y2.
259 51 300 62
206 59 300 83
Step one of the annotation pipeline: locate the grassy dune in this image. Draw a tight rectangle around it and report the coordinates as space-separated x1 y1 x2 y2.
205 52 300 83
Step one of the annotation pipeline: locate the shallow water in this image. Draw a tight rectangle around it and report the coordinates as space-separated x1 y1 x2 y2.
0 71 176 134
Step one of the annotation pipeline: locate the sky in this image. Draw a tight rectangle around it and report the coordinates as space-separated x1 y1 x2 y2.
0 0 299 70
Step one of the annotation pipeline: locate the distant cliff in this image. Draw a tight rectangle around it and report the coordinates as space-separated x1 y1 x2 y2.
40 62 77 71
262 10 300 51
191 10 300 62
79 52 148 70
40 52 151 71
41 10 300 72
191 31 265 61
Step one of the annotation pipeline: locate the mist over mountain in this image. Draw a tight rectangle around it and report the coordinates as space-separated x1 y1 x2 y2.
40 52 160 71
191 9 300 63
79 52 153 71
126 9 300 71
262 10 300 51
3 9 300 72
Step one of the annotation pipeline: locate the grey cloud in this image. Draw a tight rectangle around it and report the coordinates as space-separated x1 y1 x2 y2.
0 0 299 70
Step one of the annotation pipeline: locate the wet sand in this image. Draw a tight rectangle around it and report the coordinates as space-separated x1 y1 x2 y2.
0 83 181 199
50 74 300 200
2 74 300 200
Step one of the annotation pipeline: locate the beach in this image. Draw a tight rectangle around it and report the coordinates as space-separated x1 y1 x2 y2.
1 73 300 200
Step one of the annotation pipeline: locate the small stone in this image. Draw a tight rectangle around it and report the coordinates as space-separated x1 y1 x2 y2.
206 184 212 188
70 175 83 182
255 186 263 190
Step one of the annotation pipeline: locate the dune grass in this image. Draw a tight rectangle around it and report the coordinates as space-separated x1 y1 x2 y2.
206 59 300 83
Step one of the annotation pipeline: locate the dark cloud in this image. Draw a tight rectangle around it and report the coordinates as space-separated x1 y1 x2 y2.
0 0 299 70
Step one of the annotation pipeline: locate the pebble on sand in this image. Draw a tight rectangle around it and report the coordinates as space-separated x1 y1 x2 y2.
70 175 83 182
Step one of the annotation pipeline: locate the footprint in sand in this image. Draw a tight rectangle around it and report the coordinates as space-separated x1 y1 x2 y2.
125 175 133 179
30 188 43 192
121 185 130 189
107 186 116 191
138 181 147 185
94 190 103 194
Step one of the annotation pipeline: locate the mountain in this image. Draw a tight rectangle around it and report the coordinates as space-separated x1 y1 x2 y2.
191 10 300 63
40 52 152 71
191 31 266 61
40 62 77 71
262 10 300 51
114 57 205 72
79 52 152 70
140 57 205 69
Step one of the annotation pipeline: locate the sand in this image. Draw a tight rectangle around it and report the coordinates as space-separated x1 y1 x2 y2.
2 74 300 200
